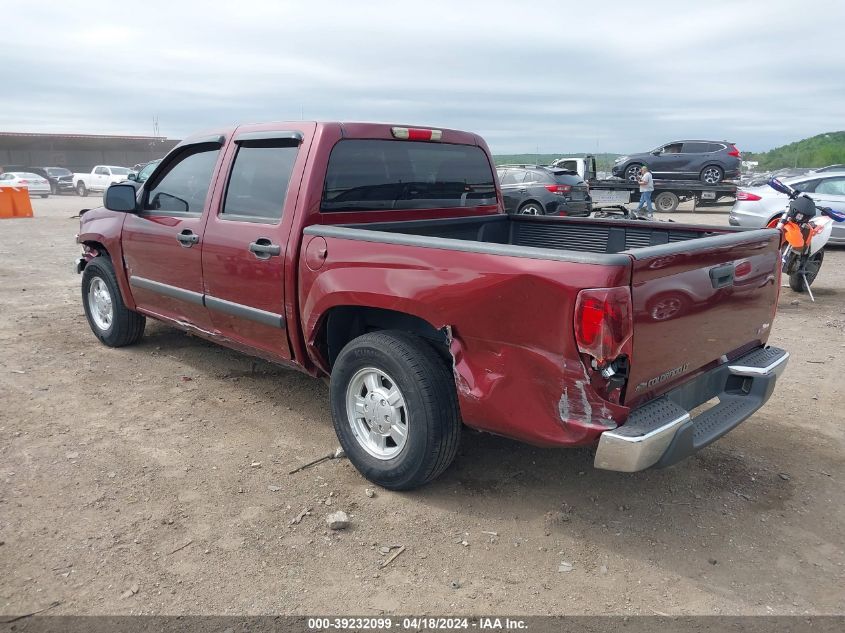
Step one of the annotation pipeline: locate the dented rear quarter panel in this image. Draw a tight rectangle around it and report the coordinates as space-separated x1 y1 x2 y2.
298 237 633 447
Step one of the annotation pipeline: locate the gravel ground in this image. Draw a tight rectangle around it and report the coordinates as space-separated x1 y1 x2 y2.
1 196 843 616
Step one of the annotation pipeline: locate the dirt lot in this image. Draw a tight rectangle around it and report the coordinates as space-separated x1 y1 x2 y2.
1 196 843 616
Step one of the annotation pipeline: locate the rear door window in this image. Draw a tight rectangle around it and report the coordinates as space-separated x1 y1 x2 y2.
221 143 298 222
681 142 709 153
322 139 496 211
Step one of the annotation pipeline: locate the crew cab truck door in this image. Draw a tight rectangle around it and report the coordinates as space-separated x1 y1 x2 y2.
94 166 109 188
624 229 781 407
121 138 225 331
200 127 313 362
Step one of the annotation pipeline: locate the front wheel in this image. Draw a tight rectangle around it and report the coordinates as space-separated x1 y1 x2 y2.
81 257 146 347
330 331 461 490
76 182 88 196
788 250 824 292
624 163 643 183
654 191 680 212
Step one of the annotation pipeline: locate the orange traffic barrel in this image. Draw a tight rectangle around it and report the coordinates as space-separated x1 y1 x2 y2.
0 186 34 218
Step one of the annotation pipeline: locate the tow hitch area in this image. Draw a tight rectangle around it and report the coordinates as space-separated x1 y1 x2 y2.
594 346 788 472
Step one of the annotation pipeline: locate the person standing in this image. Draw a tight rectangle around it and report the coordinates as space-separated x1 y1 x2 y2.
637 165 654 217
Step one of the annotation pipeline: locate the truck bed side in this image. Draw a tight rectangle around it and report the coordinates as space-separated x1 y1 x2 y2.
298 231 633 446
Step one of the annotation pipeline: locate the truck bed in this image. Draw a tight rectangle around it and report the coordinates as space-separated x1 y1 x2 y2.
309 214 749 261
306 214 782 409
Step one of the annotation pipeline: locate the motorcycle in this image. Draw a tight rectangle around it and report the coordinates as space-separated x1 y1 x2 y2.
767 178 845 301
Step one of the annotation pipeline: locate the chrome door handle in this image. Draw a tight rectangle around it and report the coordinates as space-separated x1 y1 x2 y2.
176 230 199 247
249 238 281 259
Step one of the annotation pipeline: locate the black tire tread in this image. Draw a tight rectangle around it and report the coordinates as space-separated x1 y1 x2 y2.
331 330 460 489
82 256 145 347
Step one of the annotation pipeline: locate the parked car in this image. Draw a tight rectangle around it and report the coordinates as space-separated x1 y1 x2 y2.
76 121 787 490
73 165 132 196
496 165 591 216
0 171 51 197
729 171 845 245
612 140 741 184
810 164 845 173
1 165 74 194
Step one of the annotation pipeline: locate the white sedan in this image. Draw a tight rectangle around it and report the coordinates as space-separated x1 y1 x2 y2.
0 171 51 197
729 171 845 245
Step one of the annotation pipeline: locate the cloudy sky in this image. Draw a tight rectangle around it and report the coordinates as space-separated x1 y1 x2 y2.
2 0 843 154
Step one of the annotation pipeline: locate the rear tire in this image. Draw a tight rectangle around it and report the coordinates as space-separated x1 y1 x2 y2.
518 201 544 216
81 256 145 347
788 250 824 292
40 194 49 198
76 182 88 196
654 191 680 212
330 331 461 490
700 165 723 185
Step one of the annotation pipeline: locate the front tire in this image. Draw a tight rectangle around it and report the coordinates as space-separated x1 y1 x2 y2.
81 256 145 347
76 182 88 196
330 331 461 490
654 191 680 212
624 163 642 182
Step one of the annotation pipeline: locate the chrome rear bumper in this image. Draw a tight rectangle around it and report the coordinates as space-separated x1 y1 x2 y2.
595 346 789 472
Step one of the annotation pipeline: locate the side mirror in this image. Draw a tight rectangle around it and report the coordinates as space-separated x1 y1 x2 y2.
127 172 137 181
104 183 138 212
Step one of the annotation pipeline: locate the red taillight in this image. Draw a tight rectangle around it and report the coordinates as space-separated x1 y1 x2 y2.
558 210 568 216
391 127 442 141
736 190 761 201
545 184 571 194
574 287 633 365
734 260 752 278
728 145 741 157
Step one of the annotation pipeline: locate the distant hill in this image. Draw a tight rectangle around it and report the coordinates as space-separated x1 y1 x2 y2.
745 132 845 170
493 152 621 172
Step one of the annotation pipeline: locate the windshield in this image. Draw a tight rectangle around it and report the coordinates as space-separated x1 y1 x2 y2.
46 167 71 177
109 167 131 175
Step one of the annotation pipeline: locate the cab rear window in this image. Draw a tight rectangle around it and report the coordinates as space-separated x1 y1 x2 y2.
322 139 496 212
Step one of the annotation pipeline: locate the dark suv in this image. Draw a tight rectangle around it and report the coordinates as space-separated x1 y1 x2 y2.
612 140 741 184
496 165 591 216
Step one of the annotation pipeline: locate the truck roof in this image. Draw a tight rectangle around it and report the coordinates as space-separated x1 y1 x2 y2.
177 122 488 149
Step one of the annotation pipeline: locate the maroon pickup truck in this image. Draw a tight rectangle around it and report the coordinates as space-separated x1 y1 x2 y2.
76 122 788 489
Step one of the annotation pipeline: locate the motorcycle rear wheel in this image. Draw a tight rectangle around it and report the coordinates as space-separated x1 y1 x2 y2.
788 250 824 292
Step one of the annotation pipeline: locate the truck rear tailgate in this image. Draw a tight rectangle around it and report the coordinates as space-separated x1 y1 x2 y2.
625 229 781 407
